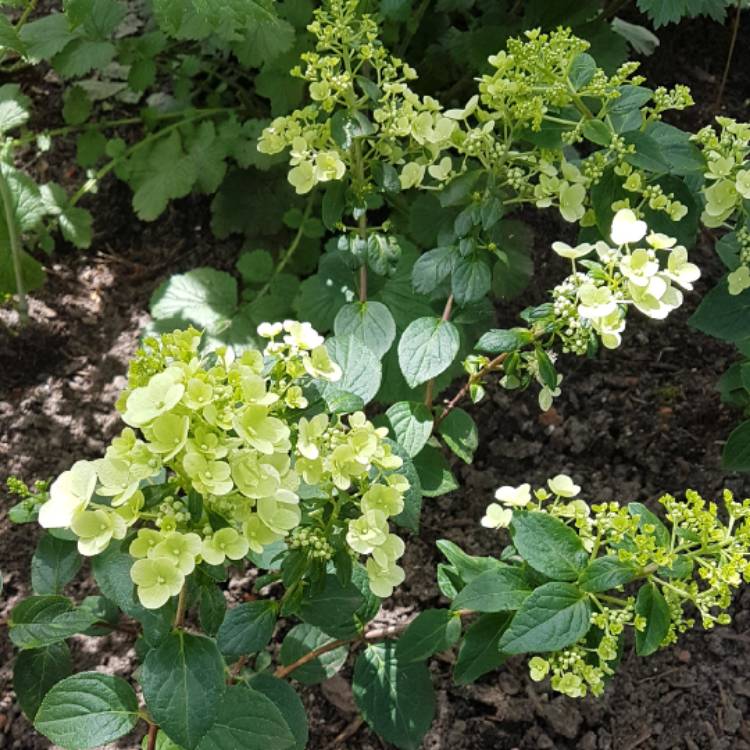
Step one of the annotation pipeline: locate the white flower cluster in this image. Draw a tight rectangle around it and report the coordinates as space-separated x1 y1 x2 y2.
551 209 700 353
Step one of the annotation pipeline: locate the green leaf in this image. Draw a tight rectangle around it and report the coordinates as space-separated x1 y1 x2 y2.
129 130 197 221
299 574 364 638
436 539 505 587
437 407 478 463
19 14 77 60
411 246 453 295
497 582 592 654
53 39 116 78
196 685 296 750
236 249 273 283
582 119 612 146
510 511 589 581
385 401 433 458
413 444 458 497
690 282 750 344
150 268 237 335
330 109 376 149
31 534 82 595
627 502 670 547
578 556 639 593
723 420 750 471
451 255 491 305
636 0 728 27
0 15 25 55
453 613 510 684
397 316 460 389
0 83 30 133
34 672 139 750
475 328 530 354
91 539 174 645
216 601 276 660
279 623 348 684
9 596 98 650
247 673 308 750
225 0 296 62
142 631 227 750
536 348 557 389
634 582 670 655
569 52 596 89
395 609 461 663
451 568 532 612
14 642 73 720
353 642 435 750
198 583 227 636
490 220 534 300
321 334 382 406
334 301 396 358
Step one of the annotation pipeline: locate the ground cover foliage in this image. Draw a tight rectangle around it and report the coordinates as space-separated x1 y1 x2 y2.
2 0 750 748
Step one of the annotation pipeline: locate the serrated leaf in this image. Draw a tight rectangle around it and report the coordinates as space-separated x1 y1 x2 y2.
413 444 458 497
437 408 477 463
279 624 348 684
397 316 459 389
34 672 138 750
196 686 296 750
53 39 116 78
353 642 435 750
321 334 382 406
451 568 532 612
14 642 73 720
19 14 77 60
333 300 396 358
142 631 226 750
510 511 589 581
298 574 364 639
236 249 273 283
411 246 453 295
217 601 276 660
198 583 227 636
31 534 82 595
497 582 592 654
475 328 531 354
0 83 30 133
451 255 491 305
454 613 510 684
634 582 670 655
395 609 461 663
9 596 98 650
723 420 750 471
385 401 433 458
578 556 639 593
247 673 308 750
150 267 238 334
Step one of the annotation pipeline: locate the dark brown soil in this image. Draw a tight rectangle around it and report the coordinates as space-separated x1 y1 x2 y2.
2 11 750 750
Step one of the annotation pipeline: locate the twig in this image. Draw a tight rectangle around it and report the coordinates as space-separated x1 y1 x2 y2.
324 717 364 749
714 0 743 112
146 723 158 750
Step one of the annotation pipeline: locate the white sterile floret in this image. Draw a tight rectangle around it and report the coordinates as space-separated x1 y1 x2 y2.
494 483 532 507
577 284 617 321
548 474 581 498
728 266 750 295
282 320 324 350
610 208 647 246
257 322 283 338
646 232 677 250
38 460 97 528
619 249 659 287
481 502 513 529
664 246 701 290
551 241 594 260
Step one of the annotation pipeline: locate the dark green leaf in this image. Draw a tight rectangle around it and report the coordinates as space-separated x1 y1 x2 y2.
142 631 226 749
395 609 461 663
299 574 364 638
334 301 397 358
31 534 82 595
217 601 276 660
9 596 98 650
627 502 670 547
413 444 458 497
497 582 592 654
510 512 589 581
34 672 138 750
451 568 532 612
385 401 433 458
353 642 435 750
634 582 670 656
14 642 72 720
475 328 531 354
248 673 308 750
453 613 510 684
722 420 750 472
279 623 348 684
578 556 639 593
397 317 460 388
437 407 477 463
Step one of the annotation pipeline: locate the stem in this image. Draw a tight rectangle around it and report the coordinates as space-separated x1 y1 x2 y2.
424 295 454 408
69 109 232 206
15 0 38 30
601 0 632 19
274 610 472 680
359 263 368 303
146 723 158 750
0 164 28 323
433 350 510 428
173 585 187 628
254 198 314 301
714 0 743 112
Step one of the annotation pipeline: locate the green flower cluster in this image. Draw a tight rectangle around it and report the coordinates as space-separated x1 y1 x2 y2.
482 480 750 698
37 322 409 608
693 117 750 294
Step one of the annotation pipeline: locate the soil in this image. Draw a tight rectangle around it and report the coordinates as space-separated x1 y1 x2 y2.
2 11 750 750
